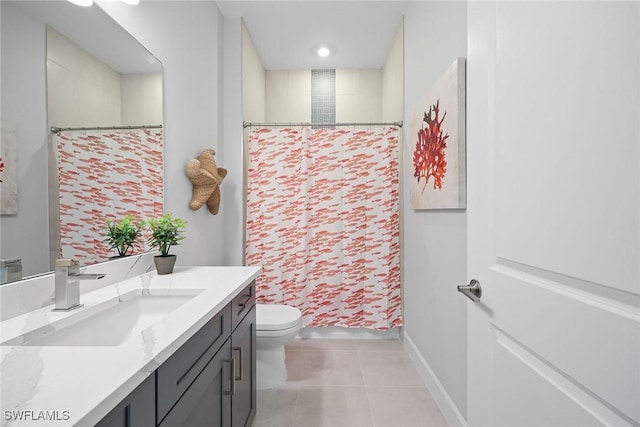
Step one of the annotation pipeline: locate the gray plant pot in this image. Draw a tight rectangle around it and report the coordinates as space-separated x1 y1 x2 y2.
154 255 177 275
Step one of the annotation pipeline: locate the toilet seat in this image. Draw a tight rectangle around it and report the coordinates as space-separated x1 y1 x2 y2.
256 323 301 338
256 303 302 331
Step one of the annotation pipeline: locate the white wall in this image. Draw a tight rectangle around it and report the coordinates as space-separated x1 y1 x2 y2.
232 21 267 266
242 24 265 124
264 69 382 123
120 73 163 126
0 2 50 277
47 27 122 129
382 21 403 123
402 2 468 424
336 69 382 123
99 1 226 266
265 70 311 123
220 16 244 266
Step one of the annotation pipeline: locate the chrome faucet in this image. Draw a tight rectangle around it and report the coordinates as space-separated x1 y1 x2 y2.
53 259 105 311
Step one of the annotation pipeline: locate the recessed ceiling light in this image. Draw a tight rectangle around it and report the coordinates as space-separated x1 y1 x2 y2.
317 47 331 58
121 0 140 4
68 0 93 6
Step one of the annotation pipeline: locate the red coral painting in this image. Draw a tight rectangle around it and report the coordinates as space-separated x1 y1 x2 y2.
413 100 449 191
0 119 18 215
409 58 466 209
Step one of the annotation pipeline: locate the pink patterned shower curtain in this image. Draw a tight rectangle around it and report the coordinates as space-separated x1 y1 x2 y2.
55 129 163 264
246 127 401 330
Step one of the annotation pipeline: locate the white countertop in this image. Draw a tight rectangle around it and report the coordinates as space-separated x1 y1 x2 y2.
0 266 261 427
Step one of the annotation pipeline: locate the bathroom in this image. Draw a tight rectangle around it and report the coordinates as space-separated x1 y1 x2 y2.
1 1 638 426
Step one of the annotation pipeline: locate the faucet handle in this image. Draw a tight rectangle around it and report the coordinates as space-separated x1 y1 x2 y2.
55 259 79 268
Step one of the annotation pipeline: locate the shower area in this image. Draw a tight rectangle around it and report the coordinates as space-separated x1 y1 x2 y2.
241 21 405 334
45 25 164 266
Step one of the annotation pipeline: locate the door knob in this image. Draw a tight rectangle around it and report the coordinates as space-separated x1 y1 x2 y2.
458 279 482 302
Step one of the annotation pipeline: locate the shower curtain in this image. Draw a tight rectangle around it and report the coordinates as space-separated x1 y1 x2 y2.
246 127 401 330
54 129 163 263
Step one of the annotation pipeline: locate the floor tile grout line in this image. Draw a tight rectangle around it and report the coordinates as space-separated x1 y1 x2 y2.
364 385 377 427
364 385 429 389
355 344 377 427
291 349 303 427
361 348 380 427
285 384 370 388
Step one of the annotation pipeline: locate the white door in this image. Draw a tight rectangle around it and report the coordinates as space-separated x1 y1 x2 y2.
466 2 639 426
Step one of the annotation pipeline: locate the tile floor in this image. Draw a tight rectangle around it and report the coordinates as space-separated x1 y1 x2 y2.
253 339 449 427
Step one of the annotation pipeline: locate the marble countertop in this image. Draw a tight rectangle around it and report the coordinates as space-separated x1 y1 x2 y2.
0 266 261 426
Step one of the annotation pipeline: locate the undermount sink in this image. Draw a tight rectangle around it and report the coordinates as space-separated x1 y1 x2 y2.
2 289 203 347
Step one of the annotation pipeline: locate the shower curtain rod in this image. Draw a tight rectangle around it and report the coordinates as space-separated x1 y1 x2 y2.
50 124 163 134
243 121 403 128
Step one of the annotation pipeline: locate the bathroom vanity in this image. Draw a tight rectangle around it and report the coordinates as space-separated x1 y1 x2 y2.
0 266 260 427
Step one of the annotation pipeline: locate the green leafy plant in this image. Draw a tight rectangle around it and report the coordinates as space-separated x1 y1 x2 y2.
144 213 186 257
104 215 142 257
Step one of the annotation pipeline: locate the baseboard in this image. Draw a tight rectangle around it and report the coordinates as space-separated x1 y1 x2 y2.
403 331 467 427
297 326 400 340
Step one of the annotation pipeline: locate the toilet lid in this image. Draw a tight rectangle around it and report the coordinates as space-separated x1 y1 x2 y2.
256 304 302 331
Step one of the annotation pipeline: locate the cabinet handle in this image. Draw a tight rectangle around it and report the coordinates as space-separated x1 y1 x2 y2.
233 346 243 381
238 294 252 308
224 359 235 396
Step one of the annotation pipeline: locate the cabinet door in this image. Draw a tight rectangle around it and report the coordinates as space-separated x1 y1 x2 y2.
157 305 231 422
159 340 232 427
95 374 155 427
232 305 256 427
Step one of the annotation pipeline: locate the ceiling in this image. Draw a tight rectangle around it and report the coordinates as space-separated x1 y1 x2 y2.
216 1 407 70
14 1 405 73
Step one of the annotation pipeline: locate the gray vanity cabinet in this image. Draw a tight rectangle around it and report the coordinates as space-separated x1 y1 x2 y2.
231 305 256 427
95 374 155 427
97 281 256 427
158 281 256 427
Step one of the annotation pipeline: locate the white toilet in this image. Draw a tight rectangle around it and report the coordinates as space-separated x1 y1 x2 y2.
256 303 303 389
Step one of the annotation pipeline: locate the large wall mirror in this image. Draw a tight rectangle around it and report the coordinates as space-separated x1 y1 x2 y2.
0 1 163 280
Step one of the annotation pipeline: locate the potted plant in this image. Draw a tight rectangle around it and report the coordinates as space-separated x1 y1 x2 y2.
104 215 142 258
145 213 186 275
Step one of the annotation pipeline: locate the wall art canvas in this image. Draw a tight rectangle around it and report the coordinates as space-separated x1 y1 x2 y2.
0 119 18 215
409 58 466 210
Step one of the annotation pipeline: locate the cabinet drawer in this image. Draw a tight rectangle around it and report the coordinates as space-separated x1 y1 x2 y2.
158 340 232 427
157 304 231 424
231 281 255 330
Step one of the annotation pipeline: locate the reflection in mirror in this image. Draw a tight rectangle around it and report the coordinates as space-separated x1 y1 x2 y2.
0 1 163 281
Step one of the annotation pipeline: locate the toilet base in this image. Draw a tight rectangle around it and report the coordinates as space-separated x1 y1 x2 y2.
256 345 287 389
